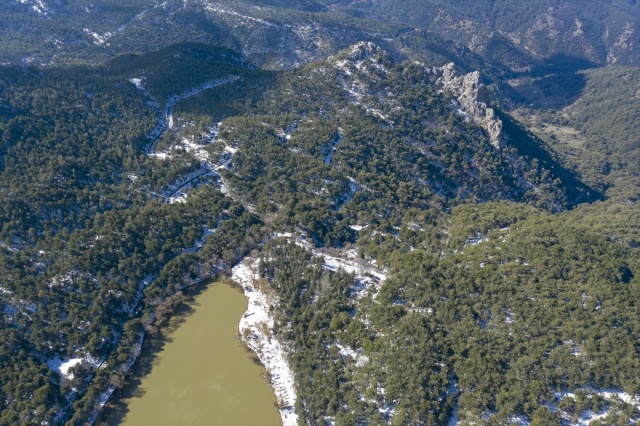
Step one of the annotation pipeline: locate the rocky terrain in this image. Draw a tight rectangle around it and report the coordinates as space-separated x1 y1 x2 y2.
0 1 639 425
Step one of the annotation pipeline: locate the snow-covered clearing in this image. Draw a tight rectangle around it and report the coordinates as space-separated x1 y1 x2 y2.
335 342 369 367
47 355 101 380
318 249 387 284
47 357 82 378
232 260 298 426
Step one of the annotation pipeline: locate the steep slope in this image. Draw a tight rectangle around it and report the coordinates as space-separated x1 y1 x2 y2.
196 41 599 231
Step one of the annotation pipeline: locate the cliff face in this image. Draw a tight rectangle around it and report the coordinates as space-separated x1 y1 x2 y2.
429 63 504 149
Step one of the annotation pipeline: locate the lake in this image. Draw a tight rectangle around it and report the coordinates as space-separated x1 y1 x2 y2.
100 281 282 426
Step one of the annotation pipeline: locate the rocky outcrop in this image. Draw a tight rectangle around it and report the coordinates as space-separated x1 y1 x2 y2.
346 41 386 62
332 42 504 149
429 63 504 149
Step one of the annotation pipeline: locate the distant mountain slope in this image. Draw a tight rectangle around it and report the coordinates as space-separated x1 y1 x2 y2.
325 0 640 71
564 66 640 170
508 65 640 199
2 0 638 73
0 0 522 77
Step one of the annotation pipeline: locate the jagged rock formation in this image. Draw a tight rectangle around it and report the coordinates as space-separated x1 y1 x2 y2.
337 42 504 149
346 41 385 62
429 63 504 149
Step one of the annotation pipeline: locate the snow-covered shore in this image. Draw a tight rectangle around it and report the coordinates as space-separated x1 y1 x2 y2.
232 259 298 426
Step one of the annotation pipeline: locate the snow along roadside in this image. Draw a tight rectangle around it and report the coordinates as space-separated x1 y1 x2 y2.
232 259 298 426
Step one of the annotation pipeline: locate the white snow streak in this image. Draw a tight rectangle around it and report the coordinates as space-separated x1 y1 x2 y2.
232 260 298 426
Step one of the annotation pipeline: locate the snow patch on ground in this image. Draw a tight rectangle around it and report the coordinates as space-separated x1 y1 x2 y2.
506 415 529 425
47 357 83 379
324 130 343 164
203 3 277 27
232 260 298 426
366 107 393 126
318 251 387 284
466 234 488 246
19 0 51 17
335 342 369 367
129 78 144 91
335 177 361 210
551 389 640 425
83 29 110 45
335 59 354 76
504 308 515 324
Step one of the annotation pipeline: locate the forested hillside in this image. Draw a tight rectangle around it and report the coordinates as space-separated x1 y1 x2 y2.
0 44 268 424
0 1 639 425
0 37 637 425
259 202 640 425
507 65 640 252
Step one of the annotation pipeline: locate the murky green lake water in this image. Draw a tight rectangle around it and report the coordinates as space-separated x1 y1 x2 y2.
102 282 281 426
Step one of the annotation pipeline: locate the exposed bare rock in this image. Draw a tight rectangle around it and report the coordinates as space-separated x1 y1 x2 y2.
333 42 504 148
428 63 504 149
347 41 384 62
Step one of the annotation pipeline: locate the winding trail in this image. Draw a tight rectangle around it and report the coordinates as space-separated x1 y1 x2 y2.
137 75 239 156
74 76 242 425
134 75 240 203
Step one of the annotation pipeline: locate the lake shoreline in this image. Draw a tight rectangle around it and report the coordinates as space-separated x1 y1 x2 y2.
232 258 299 426
96 279 281 426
